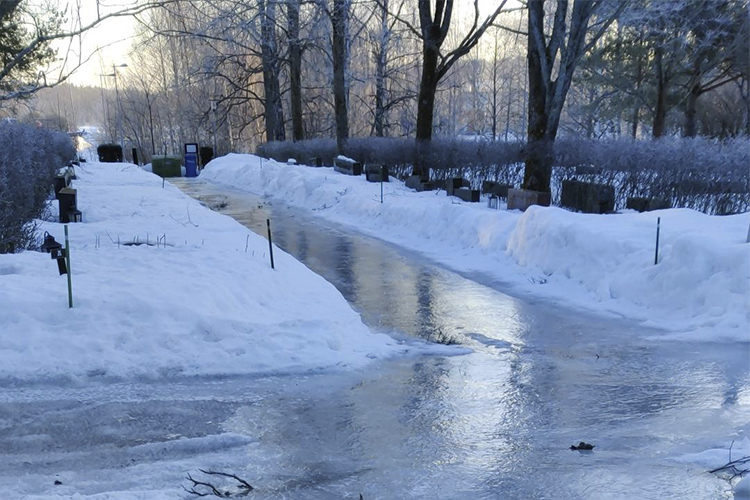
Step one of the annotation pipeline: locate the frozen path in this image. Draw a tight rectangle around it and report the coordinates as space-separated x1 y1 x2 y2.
1 177 747 499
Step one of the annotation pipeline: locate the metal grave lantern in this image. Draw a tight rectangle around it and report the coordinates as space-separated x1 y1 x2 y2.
40 231 62 257
40 231 67 275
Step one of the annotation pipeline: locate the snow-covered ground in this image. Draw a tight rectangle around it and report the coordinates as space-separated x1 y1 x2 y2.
0 161 402 382
202 154 750 342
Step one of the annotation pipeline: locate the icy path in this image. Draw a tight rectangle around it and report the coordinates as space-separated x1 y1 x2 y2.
1 178 747 499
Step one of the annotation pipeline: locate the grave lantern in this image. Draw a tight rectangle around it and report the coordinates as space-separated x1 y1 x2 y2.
40 231 67 275
40 232 62 258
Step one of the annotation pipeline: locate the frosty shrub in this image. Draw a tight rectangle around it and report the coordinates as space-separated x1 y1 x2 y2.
553 137 750 214
257 136 749 214
0 122 76 253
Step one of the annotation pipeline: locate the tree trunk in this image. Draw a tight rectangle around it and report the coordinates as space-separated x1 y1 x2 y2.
260 0 285 142
652 45 667 139
414 37 439 180
287 0 303 141
683 62 701 137
373 0 388 137
331 0 349 153
522 1 552 193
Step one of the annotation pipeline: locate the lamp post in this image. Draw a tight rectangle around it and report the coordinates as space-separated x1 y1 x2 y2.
110 63 128 151
99 73 113 142
209 97 221 157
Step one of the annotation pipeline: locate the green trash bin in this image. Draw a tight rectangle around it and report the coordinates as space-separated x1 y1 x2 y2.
152 155 182 177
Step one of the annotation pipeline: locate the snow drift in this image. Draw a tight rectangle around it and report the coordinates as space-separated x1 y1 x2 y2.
0 162 400 381
202 154 750 342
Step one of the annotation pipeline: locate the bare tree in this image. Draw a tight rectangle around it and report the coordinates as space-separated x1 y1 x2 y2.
0 1 177 102
408 0 509 179
331 0 350 152
522 0 627 193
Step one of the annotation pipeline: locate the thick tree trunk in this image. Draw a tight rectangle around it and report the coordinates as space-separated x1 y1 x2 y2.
373 0 388 137
287 0 303 141
684 84 700 137
683 63 701 137
523 1 552 193
331 0 349 153
414 40 439 180
260 0 285 142
652 45 667 139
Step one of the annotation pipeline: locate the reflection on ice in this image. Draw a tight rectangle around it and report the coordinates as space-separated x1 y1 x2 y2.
2 178 742 499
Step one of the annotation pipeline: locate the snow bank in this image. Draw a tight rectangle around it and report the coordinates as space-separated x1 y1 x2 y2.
0 162 400 382
202 154 750 342
675 438 750 498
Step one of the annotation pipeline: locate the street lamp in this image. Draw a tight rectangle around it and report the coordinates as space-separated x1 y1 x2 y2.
112 63 128 152
209 96 223 157
102 64 128 151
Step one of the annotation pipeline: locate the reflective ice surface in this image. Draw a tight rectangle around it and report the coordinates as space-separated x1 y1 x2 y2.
1 178 747 499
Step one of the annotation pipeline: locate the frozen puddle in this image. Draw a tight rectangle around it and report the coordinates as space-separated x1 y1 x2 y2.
1 178 747 499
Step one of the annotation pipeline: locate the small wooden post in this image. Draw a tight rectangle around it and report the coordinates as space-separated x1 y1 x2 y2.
654 217 661 265
266 219 275 269
64 225 73 308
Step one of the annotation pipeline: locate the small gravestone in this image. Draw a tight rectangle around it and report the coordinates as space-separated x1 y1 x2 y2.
561 180 615 214
309 157 323 167
626 197 671 212
481 181 511 199
455 187 480 202
97 144 123 163
58 188 79 223
446 178 469 197
507 188 551 211
405 176 436 192
334 156 362 176
365 164 389 183
199 146 214 167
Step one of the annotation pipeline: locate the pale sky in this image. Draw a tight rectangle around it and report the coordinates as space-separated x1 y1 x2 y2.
56 0 138 87
56 0 520 88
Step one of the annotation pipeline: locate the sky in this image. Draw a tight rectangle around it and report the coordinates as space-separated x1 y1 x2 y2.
57 0 521 88
56 1 138 87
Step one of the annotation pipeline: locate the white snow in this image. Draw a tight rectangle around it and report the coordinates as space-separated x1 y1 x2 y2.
675 437 750 498
0 161 401 382
201 154 750 342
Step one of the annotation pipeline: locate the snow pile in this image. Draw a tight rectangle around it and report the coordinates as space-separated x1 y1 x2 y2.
675 438 750 498
0 162 400 381
202 154 750 341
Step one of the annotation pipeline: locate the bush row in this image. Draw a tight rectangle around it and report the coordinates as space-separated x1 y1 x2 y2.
257 136 749 214
0 122 76 253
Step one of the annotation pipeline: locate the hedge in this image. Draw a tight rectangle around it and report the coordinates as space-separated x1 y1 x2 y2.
0 122 76 253
257 137 749 215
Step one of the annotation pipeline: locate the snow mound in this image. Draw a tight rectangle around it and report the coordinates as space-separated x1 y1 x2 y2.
0 162 399 382
202 154 750 342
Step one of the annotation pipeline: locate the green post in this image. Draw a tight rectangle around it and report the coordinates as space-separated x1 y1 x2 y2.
64 225 73 308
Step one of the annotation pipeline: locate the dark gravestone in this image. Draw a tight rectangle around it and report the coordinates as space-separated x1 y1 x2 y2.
58 188 78 223
445 178 469 197
309 157 323 167
507 188 551 211
53 172 71 196
405 175 436 192
199 146 214 167
132 148 139 165
97 144 123 162
455 187 480 202
560 180 615 214
481 181 511 199
334 157 362 176
365 164 389 182
626 197 671 212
